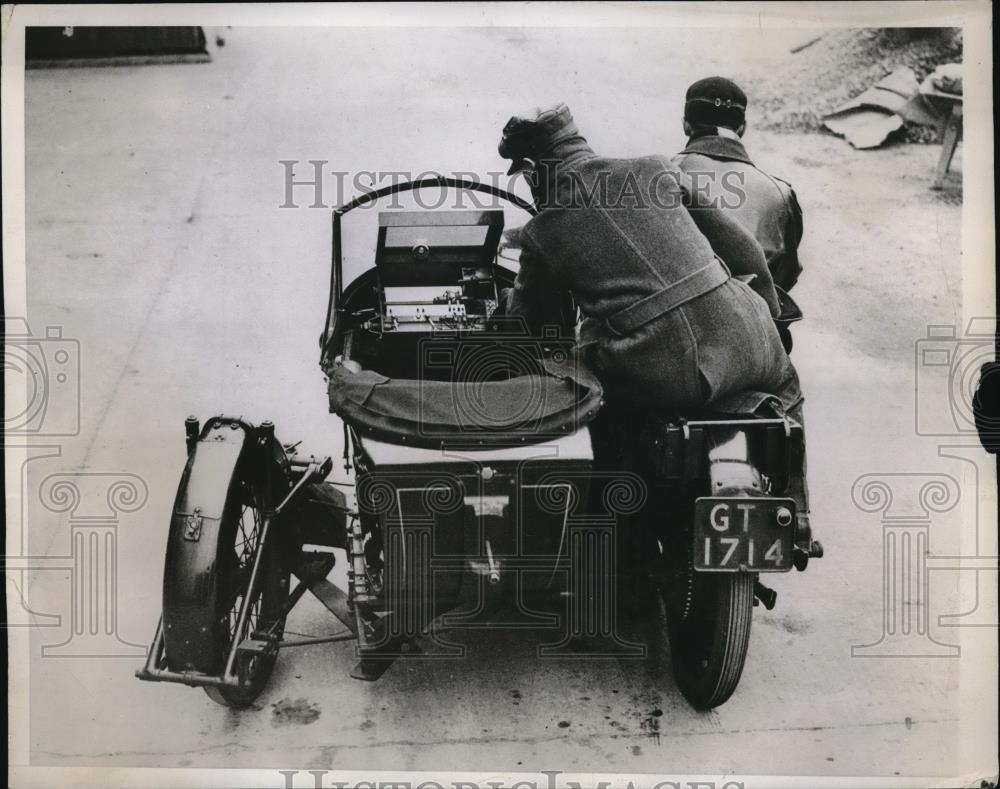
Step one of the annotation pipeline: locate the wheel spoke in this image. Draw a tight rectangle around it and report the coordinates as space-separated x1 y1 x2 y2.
222 501 266 642
204 463 288 706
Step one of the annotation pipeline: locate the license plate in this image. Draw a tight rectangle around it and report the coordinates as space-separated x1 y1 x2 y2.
693 497 795 572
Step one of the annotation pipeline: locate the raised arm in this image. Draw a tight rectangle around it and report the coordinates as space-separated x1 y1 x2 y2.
504 228 568 336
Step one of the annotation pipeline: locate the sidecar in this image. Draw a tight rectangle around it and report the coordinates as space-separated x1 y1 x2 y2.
319 180 609 675
136 176 819 711
136 178 606 703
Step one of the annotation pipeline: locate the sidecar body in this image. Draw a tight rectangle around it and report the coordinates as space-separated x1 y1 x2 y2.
137 178 610 696
319 184 609 668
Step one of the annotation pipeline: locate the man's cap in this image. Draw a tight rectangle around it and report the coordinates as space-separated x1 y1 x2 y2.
684 77 747 130
498 103 581 175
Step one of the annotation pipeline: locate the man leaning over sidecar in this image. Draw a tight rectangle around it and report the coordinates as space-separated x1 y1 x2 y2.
497 103 811 536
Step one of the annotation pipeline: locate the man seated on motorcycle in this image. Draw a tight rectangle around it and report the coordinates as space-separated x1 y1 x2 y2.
671 77 805 351
498 103 799 415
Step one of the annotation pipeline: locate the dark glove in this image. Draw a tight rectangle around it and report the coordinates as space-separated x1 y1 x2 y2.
974 361 1000 453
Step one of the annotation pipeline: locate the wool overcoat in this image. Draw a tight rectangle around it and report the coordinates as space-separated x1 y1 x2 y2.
673 134 803 292
507 144 802 413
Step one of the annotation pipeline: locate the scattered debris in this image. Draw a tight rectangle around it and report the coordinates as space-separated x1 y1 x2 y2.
746 28 963 142
822 67 945 149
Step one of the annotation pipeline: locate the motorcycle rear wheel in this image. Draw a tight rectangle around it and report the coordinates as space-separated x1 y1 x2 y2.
665 568 755 709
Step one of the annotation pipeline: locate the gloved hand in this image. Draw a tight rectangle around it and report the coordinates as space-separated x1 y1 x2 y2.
498 226 525 254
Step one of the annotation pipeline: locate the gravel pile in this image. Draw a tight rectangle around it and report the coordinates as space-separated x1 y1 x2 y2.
745 28 963 142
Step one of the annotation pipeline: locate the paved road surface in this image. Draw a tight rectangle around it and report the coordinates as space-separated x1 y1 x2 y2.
15 25 990 780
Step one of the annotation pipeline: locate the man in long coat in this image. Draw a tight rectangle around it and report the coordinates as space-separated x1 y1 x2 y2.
499 103 801 415
498 102 816 561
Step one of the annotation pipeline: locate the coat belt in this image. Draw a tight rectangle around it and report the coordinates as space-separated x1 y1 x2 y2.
603 257 730 336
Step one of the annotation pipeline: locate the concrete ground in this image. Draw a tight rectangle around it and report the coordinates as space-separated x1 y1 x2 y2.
14 25 992 781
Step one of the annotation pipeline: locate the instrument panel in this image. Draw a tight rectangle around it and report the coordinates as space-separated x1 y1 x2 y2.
364 209 507 334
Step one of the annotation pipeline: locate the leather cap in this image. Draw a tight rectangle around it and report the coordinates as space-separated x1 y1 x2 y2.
498 103 581 175
684 77 747 129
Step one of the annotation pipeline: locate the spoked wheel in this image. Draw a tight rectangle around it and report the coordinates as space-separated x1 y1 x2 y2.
203 466 290 708
660 532 755 709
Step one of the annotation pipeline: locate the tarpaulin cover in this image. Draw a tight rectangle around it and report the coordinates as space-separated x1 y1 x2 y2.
327 357 604 449
822 111 905 150
822 67 942 149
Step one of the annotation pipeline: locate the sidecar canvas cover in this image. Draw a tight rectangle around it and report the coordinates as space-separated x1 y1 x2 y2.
326 358 602 448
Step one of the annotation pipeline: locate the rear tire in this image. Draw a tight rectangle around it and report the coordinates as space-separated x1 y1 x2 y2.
665 567 754 709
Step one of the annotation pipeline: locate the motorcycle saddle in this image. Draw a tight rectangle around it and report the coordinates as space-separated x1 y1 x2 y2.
687 390 786 421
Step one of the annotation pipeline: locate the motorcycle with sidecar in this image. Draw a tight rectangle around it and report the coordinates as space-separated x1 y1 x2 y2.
136 177 822 710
